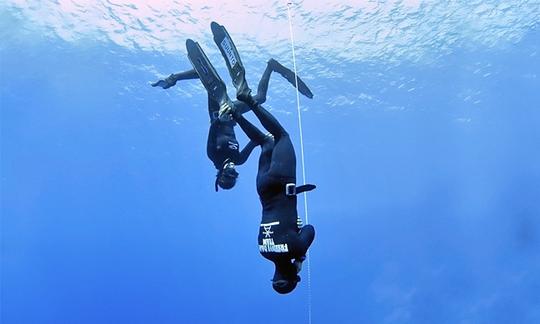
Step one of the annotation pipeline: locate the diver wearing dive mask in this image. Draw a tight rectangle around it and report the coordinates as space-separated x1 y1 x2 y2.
215 159 240 190
151 44 313 192
228 92 316 294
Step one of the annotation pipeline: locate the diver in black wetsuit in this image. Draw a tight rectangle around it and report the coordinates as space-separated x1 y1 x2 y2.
224 93 316 294
152 60 313 190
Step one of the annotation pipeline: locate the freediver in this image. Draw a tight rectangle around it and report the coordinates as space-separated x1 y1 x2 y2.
152 55 313 191
205 22 316 294
176 21 316 294
221 91 316 294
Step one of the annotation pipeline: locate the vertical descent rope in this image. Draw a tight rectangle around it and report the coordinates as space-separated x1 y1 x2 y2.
286 3 312 324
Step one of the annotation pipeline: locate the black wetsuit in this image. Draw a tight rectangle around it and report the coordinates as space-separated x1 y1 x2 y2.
233 103 315 282
205 95 256 169
154 60 294 172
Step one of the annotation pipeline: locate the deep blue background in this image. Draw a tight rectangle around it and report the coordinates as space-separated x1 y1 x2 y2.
2 7 540 324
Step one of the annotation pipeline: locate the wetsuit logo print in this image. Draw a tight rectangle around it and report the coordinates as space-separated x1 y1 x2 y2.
259 221 289 253
263 225 274 238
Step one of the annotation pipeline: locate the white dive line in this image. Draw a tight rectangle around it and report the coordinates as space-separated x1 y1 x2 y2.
287 3 312 324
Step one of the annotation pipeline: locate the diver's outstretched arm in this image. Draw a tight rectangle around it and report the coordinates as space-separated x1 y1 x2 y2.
237 139 258 165
151 69 199 89
253 58 314 104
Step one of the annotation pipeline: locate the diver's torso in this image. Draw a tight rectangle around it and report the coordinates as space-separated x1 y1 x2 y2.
256 170 295 198
212 122 240 168
257 193 299 259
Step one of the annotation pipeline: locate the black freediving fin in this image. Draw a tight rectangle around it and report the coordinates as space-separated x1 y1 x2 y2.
286 183 316 196
296 184 316 194
269 59 314 99
211 21 252 99
186 39 235 118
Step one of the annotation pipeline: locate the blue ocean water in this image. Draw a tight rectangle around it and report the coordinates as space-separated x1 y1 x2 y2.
1 2 540 323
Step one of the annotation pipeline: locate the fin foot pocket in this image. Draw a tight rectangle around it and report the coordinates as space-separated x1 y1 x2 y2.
237 91 258 107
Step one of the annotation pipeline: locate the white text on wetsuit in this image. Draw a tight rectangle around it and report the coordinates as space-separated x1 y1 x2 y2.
259 221 289 253
259 238 289 253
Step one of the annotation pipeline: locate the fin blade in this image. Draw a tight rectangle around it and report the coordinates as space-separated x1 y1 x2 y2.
186 39 234 118
211 22 251 97
296 184 316 194
271 59 314 99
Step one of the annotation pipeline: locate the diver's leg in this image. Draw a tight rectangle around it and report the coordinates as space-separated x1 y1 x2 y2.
232 101 251 115
237 96 295 179
249 103 288 140
298 225 315 252
173 69 199 81
152 69 199 89
256 139 274 183
253 59 314 102
232 110 267 144
207 94 220 123
290 224 315 262
268 132 296 180
253 61 273 104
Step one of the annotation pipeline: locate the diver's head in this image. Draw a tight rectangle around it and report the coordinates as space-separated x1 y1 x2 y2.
272 277 300 294
271 261 300 294
215 160 238 191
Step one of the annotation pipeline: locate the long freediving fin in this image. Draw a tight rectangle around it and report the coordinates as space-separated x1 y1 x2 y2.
211 21 251 99
269 59 314 99
186 39 235 118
